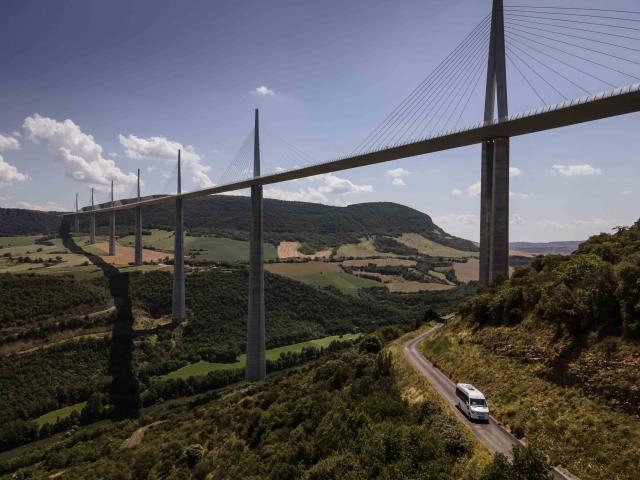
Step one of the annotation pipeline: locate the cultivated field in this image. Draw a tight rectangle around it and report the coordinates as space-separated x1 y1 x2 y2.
120 229 277 262
452 258 479 283
336 238 395 258
397 233 477 258
277 241 331 259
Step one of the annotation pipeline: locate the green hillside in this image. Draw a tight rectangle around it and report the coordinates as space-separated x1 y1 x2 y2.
0 196 478 252
422 220 640 479
0 265 475 451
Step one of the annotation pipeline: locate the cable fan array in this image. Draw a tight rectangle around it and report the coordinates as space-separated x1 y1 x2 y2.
351 3 640 155
352 14 492 155
504 4 640 105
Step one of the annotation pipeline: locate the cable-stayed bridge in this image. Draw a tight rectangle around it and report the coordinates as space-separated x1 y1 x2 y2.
64 1 640 381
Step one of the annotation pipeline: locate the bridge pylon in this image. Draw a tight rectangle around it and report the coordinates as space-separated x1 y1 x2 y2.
109 180 116 256
480 0 509 286
89 187 96 244
134 169 143 267
172 150 186 323
246 108 266 382
74 193 80 234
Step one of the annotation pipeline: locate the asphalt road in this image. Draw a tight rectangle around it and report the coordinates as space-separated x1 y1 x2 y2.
403 323 579 480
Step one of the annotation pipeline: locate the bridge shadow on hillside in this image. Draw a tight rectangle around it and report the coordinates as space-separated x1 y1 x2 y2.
60 220 141 420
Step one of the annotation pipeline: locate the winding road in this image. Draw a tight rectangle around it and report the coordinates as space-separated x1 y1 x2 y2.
403 323 579 480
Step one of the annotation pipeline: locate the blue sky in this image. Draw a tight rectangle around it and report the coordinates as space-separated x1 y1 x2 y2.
1 0 639 241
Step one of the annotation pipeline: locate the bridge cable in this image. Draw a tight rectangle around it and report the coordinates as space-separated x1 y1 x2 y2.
352 14 491 153
505 33 619 88
504 13 640 33
358 18 490 151
506 29 640 80
408 25 490 140
504 12 640 32
505 6 640 16
504 17 640 42
505 26 640 66
506 39 591 96
420 40 490 138
506 50 548 105
505 43 568 100
381 20 491 146
505 22 640 53
503 9 640 23
374 19 491 148
353 14 490 153
216 129 254 185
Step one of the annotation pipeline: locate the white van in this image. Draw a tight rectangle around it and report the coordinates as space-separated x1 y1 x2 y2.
455 383 489 421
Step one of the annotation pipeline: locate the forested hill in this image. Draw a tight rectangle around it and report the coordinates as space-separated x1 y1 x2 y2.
0 208 63 236
0 196 477 251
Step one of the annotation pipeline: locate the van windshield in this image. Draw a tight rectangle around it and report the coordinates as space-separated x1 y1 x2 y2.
470 398 486 407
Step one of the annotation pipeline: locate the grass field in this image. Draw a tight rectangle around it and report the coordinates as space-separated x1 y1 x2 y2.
35 402 87 427
120 229 276 262
335 238 394 258
265 261 381 294
161 333 361 381
397 233 477 258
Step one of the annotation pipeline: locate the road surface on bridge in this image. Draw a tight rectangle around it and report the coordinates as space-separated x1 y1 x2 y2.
403 323 579 480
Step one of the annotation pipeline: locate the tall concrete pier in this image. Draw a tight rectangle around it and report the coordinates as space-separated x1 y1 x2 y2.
109 180 116 256
246 109 266 382
479 0 509 285
134 169 143 267
74 193 80 234
172 151 186 323
89 188 96 244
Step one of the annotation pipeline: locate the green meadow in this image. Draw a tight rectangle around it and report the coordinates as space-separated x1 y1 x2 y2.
161 333 361 381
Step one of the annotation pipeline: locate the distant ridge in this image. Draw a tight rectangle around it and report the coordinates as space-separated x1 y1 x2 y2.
0 196 478 252
509 241 583 255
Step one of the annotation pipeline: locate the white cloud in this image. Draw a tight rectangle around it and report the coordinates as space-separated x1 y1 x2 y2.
118 134 214 189
264 173 373 204
434 213 479 226
386 167 411 178
0 133 20 151
264 187 326 203
251 85 275 96
509 167 523 177
23 114 136 191
0 197 65 211
275 166 286 173
0 154 29 187
552 164 601 177
386 168 410 187
316 173 373 195
451 188 463 197
467 181 481 197
620 190 632 196
509 191 529 199
510 214 524 225
11 131 22 139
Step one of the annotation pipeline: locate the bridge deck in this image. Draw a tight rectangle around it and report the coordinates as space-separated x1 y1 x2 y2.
73 83 640 216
